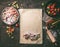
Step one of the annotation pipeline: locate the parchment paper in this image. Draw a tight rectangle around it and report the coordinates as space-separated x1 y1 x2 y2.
18 9 42 44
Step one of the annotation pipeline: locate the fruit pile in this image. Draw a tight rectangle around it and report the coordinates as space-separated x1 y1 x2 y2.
46 3 60 16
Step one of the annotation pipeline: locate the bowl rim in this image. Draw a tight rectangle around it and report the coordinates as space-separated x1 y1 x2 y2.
45 0 60 19
1 6 20 25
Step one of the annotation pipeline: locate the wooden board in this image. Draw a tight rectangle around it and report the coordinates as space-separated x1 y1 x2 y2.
19 9 42 44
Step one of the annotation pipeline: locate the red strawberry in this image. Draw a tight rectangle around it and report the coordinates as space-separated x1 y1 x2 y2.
57 8 60 12
53 13 56 16
50 3 55 9
51 11 54 14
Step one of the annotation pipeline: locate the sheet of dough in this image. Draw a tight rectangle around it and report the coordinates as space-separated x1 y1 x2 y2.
19 9 42 44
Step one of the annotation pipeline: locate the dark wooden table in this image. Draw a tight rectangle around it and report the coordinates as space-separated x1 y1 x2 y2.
0 0 59 47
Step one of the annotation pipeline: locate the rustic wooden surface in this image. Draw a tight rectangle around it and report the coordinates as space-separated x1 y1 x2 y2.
0 0 59 47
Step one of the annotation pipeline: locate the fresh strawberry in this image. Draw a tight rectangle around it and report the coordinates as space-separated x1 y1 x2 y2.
50 3 55 9
53 12 56 16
